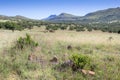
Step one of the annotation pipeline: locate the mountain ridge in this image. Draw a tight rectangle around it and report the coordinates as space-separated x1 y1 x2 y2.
0 15 33 21
0 7 120 23
43 7 120 23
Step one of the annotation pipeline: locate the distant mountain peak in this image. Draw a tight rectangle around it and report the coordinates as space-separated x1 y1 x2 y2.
48 15 57 18
59 13 69 16
58 13 76 17
43 7 120 23
42 14 57 20
43 13 76 20
15 15 23 17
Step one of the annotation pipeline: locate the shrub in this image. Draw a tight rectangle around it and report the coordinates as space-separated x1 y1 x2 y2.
118 30 120 34
70 54 91 70
60 26 67 30
87 28 92 32
69 26 74 30
76 27 85 32
15 34 38 49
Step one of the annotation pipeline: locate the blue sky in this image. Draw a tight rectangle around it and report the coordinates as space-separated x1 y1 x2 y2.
0 0 120 19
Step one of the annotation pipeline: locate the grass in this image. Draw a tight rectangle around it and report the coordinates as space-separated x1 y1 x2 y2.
0 27 120 80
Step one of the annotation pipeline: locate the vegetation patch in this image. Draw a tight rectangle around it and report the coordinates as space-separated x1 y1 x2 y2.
15 33 38 50
0 34 40 79
70 54 91 70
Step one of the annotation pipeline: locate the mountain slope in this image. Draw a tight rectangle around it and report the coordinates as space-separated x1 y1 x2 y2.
83 7 120 22
43 7 120 23
85 7 120 19
44 13 80 21
0 15 32 21
42 15 57 20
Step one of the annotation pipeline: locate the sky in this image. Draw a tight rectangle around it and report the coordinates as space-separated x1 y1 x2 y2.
0 0 120 19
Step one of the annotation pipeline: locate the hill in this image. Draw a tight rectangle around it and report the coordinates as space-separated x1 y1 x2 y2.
43 13 80 21
0 15 32 21
1 7 120 23
44 7 120 23
84 7 120 23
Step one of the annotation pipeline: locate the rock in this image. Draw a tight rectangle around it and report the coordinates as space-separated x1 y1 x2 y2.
81 69 95 76
88 70 95 76
50 56 58 63
67 45 72 50
81 69 87 75
61 60 73 67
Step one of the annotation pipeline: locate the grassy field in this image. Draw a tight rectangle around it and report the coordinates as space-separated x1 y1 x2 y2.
0 27 120 80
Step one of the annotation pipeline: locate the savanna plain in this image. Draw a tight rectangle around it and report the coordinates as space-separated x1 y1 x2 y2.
0 27 120 80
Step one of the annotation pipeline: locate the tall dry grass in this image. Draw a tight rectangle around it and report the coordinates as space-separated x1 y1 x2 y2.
0 28 120 80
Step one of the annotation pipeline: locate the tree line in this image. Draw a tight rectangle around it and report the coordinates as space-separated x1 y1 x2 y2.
0 20 120 34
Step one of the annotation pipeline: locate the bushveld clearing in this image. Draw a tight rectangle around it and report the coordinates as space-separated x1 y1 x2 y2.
0 27 120 80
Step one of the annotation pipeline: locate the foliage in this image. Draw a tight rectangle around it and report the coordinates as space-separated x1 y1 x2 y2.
69 26 74 30
70 54 91 70
15 34 38 49
44 22 120 34
0 22 22 31
0 19 120 34
0 20 43 31
0 34 39 79
0 28 120 80
76 27 85 32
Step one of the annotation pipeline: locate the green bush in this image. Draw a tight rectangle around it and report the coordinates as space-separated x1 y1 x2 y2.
69 26 74 30
76 27 85 32
16 34 38 49
70 54 91 70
